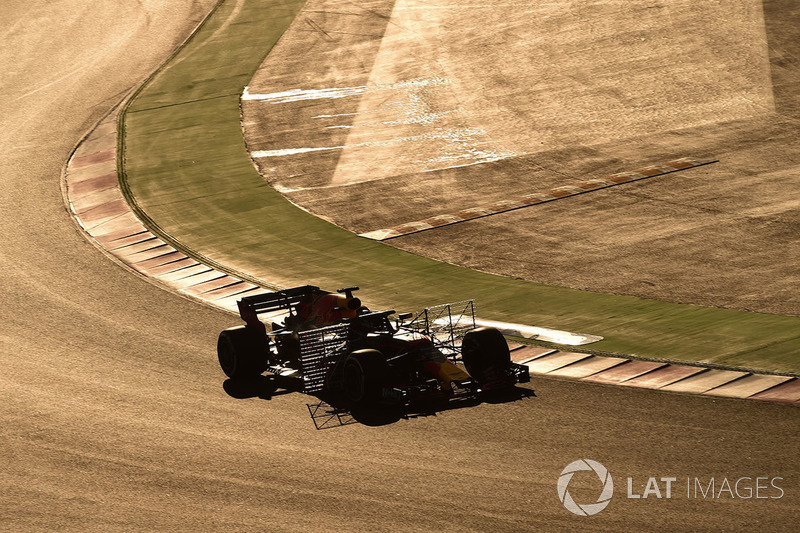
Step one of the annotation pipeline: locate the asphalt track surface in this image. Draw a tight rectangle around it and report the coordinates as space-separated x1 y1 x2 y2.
1 1 798 531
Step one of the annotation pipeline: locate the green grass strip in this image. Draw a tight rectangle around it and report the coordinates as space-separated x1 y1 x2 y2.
119 0 800 373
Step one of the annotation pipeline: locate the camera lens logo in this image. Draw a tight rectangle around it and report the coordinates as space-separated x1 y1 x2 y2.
558 459 614 516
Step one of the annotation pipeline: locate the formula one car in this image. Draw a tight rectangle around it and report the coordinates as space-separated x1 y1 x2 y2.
217 285 530 408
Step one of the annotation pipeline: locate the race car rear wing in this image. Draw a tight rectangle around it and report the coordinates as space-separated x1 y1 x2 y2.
237 285 321 328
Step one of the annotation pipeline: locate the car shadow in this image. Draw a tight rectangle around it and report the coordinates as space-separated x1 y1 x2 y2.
223 377 536 429
316 385 537 428
222 375 300 400
401 385 537 418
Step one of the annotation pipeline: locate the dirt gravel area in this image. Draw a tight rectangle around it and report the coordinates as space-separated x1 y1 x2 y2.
243 0 800 316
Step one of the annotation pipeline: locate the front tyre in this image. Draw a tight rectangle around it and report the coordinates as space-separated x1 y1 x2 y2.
217 326 268 380
461 327 511 388
342 349 389 406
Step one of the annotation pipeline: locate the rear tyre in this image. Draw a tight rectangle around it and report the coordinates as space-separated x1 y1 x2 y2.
217 327 268 380
461 327 511 386
342 349 389 406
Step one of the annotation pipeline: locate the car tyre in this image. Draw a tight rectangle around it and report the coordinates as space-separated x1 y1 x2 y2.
461 327 511 384
342 349 389 405
217 326 267 380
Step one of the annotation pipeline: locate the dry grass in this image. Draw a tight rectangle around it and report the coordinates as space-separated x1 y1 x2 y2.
244 0 800 317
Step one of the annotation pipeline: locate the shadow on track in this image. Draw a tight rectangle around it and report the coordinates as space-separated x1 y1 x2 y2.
224 377 536 429
222 375 299 401
351 386 537 426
